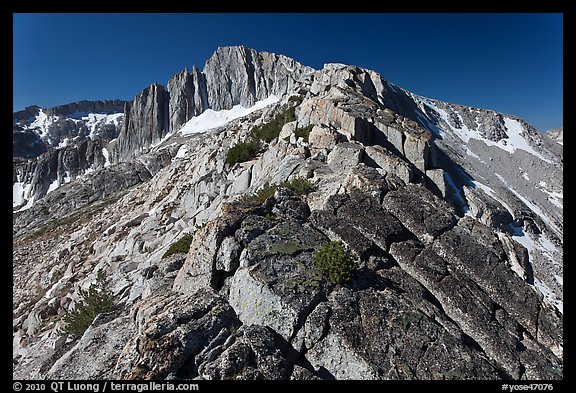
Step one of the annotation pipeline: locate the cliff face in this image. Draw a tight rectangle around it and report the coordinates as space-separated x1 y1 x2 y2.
167 66 208 133
13 47 562 381
116 46 314 161
13 140 111 210
203 46 314 111
114 84 167 162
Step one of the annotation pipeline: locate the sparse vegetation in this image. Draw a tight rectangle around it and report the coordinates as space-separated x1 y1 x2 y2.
62 270 115 337
393 312 423 330
226 98 305 166
226 140 261 165
26 191 126 241
241 177 314 205
269 241 303 255
294 124 313 142
315 241 358 285
241 183 278 204
288 95 304 105
162 234 194 259
250 103 298 143
279 177 314 196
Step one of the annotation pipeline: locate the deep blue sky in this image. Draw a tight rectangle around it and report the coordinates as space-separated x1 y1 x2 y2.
13 13 563 132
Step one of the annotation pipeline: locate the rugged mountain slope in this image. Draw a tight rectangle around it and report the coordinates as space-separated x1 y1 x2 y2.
13 47 314 206
13 100 126 210
13 46 562 380
13 100 126 156
545 127 563 145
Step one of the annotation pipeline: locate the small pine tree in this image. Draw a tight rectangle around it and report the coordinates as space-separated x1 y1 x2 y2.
315 241 358 285
62 270 115 337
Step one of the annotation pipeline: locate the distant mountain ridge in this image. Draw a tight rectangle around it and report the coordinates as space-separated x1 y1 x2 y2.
545 127 563 145
13 100 127 210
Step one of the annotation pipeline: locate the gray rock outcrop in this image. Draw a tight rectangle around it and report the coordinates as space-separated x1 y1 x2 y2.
13 100 126 158
545 127 563 145
115 84 168 162
167 66 208 132
204 45 314 111
13 46 563 381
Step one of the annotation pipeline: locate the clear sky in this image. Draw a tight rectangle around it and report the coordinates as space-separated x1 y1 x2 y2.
13 13 563 132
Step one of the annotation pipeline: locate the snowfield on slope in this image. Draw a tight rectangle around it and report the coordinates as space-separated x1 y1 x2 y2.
470 180 562 313
420 99 552 163
179 95 279 136
19 110 123 145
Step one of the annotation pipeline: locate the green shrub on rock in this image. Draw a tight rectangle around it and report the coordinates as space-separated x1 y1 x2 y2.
162 234 194 259
279 177 314 196
315 241 358 285
241 183 278 204
226 140 261 165
250 101 299 143
62 270 115 337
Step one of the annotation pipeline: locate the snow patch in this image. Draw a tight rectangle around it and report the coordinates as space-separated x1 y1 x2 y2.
494 118 552 163
466 148 484 163
13 182 32 208
509 223 562 313
444 172 468 212
420 101 552 164
471 180 516 218
534 279 562 314
102 148 111 167
16 194 35 212
175 145 188 158
29 110 55 138
179 95 280 136
555 275 563 286
46 178 60 195
536 181 562 209
58 138 70 149
510 224 535 253
150 131 175 149
508 186 559 234
539 235 558 254
22 110 123 142
81 113 123 139
548 194 563 209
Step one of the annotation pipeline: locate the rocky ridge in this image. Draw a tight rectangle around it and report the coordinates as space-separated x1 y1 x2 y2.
13 100 126 210
545 127 563 145
13 46 562 380
13 100 126 157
